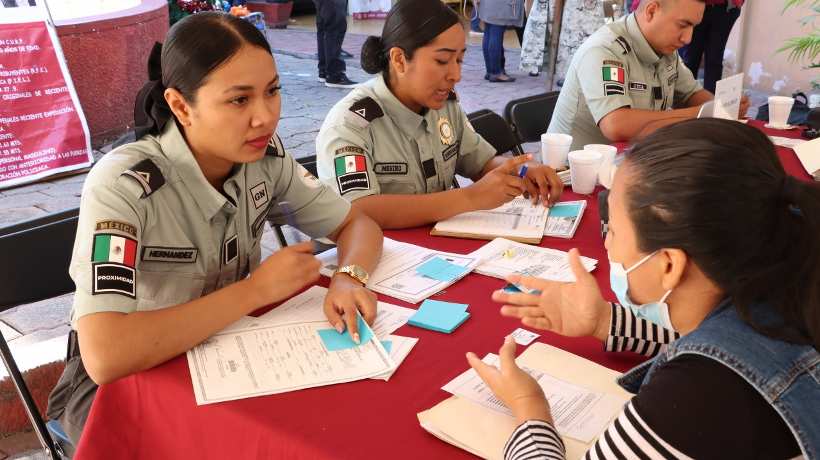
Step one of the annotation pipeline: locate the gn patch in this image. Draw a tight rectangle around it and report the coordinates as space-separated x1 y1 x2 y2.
250 181 269 209
93 263 136 298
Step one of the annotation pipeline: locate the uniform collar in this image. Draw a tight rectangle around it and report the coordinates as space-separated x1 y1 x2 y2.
157 121 234 221
626 13 662 65
373 74 433 138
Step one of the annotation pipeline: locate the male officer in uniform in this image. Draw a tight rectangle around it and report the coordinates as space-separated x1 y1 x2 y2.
548 0 748 150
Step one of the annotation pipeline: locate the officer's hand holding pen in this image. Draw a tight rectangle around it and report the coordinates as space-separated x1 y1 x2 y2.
246 241 321 305
467 154 531 210
517 160 563 207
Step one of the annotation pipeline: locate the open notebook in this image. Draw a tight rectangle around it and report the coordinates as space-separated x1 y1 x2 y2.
417 343 632 459
431 196 549 244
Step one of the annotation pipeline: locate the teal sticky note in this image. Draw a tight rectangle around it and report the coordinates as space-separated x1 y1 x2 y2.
503 283 522 293
416 257 468 282
317 314 374 351
419 299 469 313
381 340 393 353
549 203 583 218
409 307 470 333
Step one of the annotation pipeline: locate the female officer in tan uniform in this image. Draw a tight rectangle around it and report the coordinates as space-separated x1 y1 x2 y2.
47 12 382 446
316 0 564 229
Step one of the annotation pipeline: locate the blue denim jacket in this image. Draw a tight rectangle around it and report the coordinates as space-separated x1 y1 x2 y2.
617 301 820 459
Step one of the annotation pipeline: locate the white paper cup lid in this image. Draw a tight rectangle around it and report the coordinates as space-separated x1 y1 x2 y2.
568 149 602 165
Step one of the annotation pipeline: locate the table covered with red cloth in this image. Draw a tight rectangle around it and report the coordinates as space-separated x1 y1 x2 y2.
74 121 811 459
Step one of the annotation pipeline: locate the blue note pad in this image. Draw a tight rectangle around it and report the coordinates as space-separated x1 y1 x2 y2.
416 257 468 282
503 283 523 293
381 340 393 353
317 314 374 351
409 307 470 333
419 299 469 313
549 203 583 218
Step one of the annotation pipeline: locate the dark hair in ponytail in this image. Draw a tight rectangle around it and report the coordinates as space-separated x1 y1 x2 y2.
360 0 460 76
134 12 272 138
624 118 820 349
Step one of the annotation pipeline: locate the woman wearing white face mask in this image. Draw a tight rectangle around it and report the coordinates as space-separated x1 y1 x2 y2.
467 118 820 459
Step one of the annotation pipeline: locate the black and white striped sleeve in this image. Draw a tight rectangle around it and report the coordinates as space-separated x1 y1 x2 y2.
583 402 694 460
604 303 679 357
504 420 565 460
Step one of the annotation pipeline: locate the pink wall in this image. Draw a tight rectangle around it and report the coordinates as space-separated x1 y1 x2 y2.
55 0 169 146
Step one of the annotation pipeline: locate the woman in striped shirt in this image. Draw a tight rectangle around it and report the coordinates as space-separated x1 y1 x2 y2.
468 119 820 459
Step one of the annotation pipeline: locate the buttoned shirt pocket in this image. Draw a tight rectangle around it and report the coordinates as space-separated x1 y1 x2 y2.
136 266 206 311
378 176 419 195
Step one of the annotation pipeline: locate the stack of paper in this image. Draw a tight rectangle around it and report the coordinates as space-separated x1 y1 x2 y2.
431 196 549 244
770 135 806 150
417 343 632 459
470 238 597 287
544 200 586 239
408 299 470 333
317 238 480 304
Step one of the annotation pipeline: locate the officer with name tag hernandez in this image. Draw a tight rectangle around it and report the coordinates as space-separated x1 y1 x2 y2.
45 12 383 448
547 0 750 151
316 0 564 229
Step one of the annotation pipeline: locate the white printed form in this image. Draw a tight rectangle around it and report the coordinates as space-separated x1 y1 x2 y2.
434 196 549 241
187 320 394 405
471 238 597 283
442 354 623 443
317 238 480 304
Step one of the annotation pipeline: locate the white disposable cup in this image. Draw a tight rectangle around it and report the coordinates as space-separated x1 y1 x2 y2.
584 144 617 188
768 96 795 127
809 94 820 109
568 149 602 194
541 133 573 169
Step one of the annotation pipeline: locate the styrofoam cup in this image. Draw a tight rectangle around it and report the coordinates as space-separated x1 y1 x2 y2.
541 133 573 169
584 144 617 188
768 96 794 127
568 149 602 194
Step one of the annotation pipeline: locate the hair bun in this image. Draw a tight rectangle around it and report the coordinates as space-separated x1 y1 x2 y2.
360 35 387 74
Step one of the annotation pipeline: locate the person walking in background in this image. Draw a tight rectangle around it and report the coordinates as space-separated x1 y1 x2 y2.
479 0 525 82
630 0 744 93
520 0 551 77
314 0 358 88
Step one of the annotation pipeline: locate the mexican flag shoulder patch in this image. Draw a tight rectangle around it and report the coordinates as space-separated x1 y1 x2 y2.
334 154 367 176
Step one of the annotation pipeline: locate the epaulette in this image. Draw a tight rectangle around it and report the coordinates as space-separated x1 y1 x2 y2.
121 159 165 198
266 133 285 157
348 97 384 124
447 90 458 101
614 36 632 55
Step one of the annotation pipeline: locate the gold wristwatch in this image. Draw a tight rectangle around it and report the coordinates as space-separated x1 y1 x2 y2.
334 264 369 285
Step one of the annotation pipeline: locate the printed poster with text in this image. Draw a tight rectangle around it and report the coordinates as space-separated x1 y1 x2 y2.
0 2 92 189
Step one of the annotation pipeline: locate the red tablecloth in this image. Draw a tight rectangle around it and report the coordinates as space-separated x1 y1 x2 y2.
74 121 810 459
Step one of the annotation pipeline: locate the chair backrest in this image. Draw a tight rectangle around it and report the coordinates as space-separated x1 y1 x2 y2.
466 109 524 156
0 207 78 311
503 92 560 143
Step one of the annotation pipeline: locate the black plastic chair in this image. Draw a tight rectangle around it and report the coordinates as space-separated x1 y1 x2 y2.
0 207 79 459
466 109 525 156
503 92 560 143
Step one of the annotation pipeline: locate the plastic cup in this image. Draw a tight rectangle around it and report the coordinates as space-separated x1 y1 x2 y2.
768 96 795 127
541 133 573 169
584 144 617 188
568 149 602 195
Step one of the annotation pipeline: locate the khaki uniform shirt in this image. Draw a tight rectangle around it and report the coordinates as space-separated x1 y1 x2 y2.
548 14 702 150
316 75 496 201
69 121 349 324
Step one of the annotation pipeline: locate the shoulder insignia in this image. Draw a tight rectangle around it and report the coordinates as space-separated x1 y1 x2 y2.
121 159 165 198
447 90 458 101
266 133 285 157
348 97 384 123
614 36 632 55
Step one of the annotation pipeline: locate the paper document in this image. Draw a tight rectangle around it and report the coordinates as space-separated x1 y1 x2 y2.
544 200 586 238
431 196 549 244
187 319 394 405
470 238 597 288
370 334 418 381
510 328 540 346
770 135 806 150
317 238 480 304
713 73 744 120
442 354 624 443
794 137 820 181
